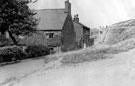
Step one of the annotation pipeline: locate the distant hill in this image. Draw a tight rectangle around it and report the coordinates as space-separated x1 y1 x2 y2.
112 19 135 27
103 19 135 45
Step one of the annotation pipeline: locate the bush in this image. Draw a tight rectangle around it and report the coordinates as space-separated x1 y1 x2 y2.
60 48 111 64
0 46 26 63
10 46 27 60
0 45 50 63
61 52 106 64
0 55 3 63
25 45 50 58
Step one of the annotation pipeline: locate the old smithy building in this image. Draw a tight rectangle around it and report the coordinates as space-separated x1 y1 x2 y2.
34 0 92 52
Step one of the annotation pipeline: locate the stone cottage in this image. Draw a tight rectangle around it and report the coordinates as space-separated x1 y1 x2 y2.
73 14 93 48
34 0 76 52
0 0 93 53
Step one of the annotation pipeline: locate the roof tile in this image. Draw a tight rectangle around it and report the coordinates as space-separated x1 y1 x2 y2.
34 9 67 30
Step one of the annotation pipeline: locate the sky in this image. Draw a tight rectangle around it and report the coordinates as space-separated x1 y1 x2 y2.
29 0 135 28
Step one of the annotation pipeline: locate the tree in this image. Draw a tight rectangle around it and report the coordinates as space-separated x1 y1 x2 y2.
0 0 38 45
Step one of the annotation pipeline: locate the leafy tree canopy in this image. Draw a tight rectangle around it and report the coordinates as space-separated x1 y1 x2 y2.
0 0 38 35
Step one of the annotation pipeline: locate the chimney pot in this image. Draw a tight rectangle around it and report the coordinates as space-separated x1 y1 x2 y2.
74 14 79 23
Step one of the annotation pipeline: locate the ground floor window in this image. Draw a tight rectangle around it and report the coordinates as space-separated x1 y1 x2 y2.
49 46 61 54
49 47 54 51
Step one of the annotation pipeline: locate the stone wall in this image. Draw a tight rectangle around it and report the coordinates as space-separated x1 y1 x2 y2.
61 14 76 51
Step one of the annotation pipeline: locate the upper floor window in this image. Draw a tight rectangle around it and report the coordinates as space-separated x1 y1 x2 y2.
46 33 54 39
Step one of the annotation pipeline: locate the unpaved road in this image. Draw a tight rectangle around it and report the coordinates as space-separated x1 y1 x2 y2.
0 49 135 86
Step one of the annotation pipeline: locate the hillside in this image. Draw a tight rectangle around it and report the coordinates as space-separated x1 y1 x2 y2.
103 19 135 45
112 19 135 27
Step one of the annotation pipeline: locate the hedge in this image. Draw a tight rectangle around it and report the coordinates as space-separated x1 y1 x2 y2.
25 45 50 58
0 45 50 63
0 46 26 63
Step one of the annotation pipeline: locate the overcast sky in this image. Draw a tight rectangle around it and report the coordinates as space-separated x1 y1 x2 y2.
29 0 135 28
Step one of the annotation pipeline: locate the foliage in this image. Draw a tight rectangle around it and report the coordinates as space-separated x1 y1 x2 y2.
61 50 108 64
17 32 48 46
0 45 50 63
0 0 38 44
25 45 50 58
0 36 13 47
0 46 26 63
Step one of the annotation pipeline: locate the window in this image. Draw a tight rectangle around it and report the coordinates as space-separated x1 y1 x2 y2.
49 47 54 51
100 31 103 34
49 33 54 38
46 32 54 39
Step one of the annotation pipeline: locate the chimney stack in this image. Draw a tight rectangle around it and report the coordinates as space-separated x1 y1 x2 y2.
65 0 71 14
73 14 79 23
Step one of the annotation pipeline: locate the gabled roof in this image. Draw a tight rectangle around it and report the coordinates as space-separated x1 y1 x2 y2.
73 21 90 30
78 22 90 30
34 9 67 31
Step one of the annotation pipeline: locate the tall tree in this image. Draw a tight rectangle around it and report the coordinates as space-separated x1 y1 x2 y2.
0 0 38 45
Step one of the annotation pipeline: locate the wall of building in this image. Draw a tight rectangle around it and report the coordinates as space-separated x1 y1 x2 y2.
18 31 48 46
90 29 100 39
49 46 61 54
73 21 93 48
83 27 90 47
73 22 83 44
46 31 62 47
0 32 13 46
61 14 76 51
43 31 61 39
